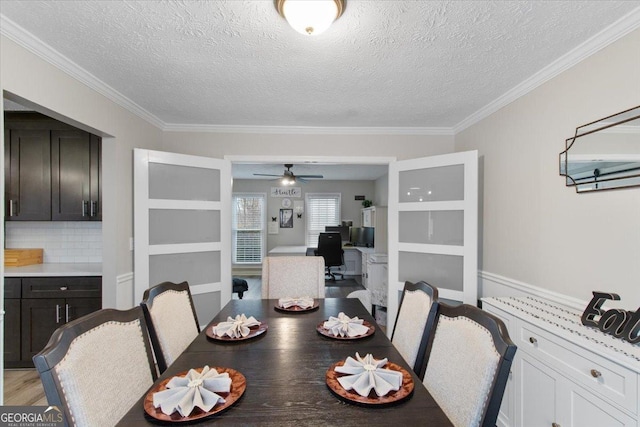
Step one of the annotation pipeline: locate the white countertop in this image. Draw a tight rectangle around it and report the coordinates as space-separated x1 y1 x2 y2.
268 246 308 256
4 263 102 277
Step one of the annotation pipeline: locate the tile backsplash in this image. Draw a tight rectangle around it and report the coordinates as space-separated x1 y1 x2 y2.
5 222 102 263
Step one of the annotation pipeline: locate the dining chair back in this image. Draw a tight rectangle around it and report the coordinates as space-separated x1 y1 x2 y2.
315 232 345 280
261 256 325 299
390 280 439 376
347 289 372 314
33 307 157 427
141 281 200 373
422 303 517 427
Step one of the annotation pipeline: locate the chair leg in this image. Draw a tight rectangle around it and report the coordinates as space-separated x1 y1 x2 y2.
238 291 244 299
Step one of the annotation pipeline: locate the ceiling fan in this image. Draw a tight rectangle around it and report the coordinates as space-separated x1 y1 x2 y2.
253 164 324 185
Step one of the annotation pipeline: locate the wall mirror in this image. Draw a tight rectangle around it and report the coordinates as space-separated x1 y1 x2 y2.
560 105 640 193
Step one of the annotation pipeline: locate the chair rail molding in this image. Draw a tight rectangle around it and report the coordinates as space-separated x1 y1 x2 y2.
116 272 134 310
479 270 586 311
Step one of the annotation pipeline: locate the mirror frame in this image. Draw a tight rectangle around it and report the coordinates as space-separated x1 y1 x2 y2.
560 105 640 193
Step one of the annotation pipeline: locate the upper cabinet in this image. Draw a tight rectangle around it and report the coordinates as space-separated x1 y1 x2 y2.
5 128 52 220
51 131 101 220
4 112 101 221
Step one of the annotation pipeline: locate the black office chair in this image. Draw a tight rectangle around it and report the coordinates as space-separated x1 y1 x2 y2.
315 232 344 281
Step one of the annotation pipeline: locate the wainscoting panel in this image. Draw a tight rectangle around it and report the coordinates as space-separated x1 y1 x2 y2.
479 270 586 311
116 272 134 309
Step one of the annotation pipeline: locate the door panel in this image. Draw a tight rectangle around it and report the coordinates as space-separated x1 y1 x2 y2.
398 210 464 245
6 129 51 220
149 163 220 200
149 209 221 245
134 149 231 326
398 164 464 202
66 298 101 323
149 251 221 288
21 298 64 361
398 251 464 291
51 129 91 220
388 151 477 334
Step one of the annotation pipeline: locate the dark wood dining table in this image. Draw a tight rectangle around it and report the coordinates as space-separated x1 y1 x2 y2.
117 298 453 426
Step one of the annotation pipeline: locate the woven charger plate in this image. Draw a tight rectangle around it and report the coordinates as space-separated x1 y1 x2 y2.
274 301 319 313
326 360 414 407
144 367 246 422
316 320 375 340
205 322 268 341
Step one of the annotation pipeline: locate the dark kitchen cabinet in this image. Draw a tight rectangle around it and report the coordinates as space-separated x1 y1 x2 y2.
5 276 101 367
4 278 22 368
52 131 101 220
4 112 101 221
4 128 52 220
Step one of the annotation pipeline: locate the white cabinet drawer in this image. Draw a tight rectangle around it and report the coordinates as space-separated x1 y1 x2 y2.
519 321 638 415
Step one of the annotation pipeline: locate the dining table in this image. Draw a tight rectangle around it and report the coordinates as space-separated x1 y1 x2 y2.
116 298 453 426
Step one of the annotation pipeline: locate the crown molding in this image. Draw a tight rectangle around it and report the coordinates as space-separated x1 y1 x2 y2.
453 6 640 134
163 123 455 136
3 6 638 137
0 14 165 130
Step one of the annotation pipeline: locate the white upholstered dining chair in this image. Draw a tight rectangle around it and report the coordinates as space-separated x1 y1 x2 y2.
140 281 200 373
261 256 325 299
347 289 372 314
390 280 439 377
422 303 517 427
33 307 157 427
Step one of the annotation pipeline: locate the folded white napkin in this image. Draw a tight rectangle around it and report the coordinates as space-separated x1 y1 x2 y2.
278 296 314 309
323 312 370 337
334 353 403 397
211 314 261 338
153 366 232 417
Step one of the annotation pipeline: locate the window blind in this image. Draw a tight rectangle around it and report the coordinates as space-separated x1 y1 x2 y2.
232 194 265 264
305 193 341 247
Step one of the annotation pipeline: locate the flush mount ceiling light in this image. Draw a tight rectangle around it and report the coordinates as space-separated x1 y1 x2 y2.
276 0 345 36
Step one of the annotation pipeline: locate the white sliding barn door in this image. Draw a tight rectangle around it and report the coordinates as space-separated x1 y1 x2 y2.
387 150 478 335
134 149 231 325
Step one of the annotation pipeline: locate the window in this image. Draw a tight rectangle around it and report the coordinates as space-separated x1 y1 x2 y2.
232 193 266 264
306 193 341 247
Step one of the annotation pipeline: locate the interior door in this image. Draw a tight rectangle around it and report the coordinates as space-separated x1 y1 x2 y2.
387 150 478 334
134 149 231 326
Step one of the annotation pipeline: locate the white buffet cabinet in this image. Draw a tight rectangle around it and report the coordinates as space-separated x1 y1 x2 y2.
482 297 640 427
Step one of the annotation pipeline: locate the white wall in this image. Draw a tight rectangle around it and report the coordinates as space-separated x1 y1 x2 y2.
161 131 455 161
1 36 164 307
455 28 640 309
233 179 376 253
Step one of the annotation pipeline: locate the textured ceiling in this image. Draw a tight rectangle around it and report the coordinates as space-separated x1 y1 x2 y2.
1 1 638 129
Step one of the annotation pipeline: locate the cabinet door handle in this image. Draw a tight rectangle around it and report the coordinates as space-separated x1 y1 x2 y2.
8 199 14 217
60 286 68 291
65 304 70 323
529 337 537 344
590 369 602 378
82 200 88 217
90 200 97 217
56 304 61 324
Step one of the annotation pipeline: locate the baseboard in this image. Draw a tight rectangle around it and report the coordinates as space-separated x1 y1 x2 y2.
116 272 134 310
479 270 586 311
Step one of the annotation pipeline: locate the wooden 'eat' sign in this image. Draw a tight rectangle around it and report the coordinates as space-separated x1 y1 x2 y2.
581 292 640 344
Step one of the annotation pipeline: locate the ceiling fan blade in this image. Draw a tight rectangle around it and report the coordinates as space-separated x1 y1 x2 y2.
296 175 324 179
253 173 281 177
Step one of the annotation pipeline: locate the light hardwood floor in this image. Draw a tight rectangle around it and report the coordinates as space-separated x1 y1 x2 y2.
4 369 47 406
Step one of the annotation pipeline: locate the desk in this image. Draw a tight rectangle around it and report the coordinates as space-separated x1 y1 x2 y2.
267 245 308 256
117 299 452 426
